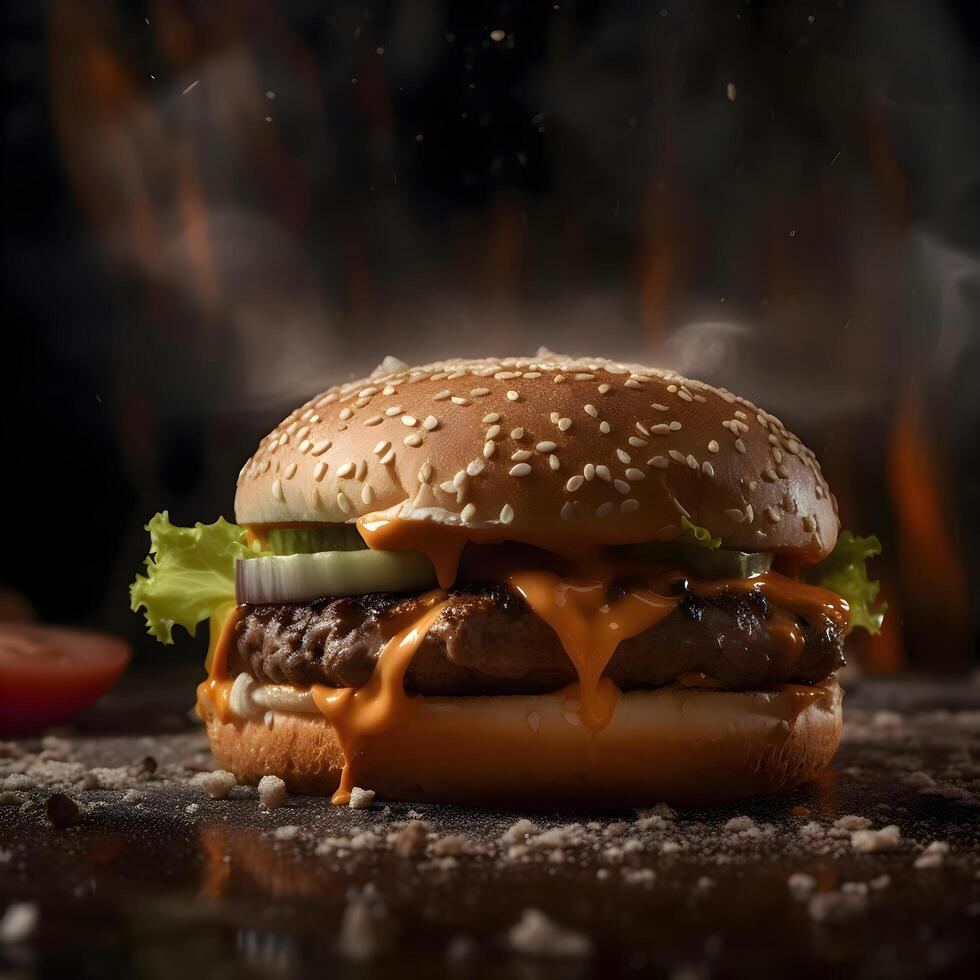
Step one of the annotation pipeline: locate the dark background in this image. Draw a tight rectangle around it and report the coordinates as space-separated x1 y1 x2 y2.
4 0 979 669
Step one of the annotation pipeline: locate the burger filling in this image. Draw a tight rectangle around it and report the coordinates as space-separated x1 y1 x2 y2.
228 583 844 696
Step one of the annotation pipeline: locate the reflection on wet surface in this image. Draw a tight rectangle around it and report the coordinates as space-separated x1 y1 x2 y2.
2 673 980 978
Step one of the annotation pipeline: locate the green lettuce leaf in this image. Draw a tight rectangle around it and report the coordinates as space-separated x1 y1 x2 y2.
804 530 887 635
130 512 254 644
677 516 722 551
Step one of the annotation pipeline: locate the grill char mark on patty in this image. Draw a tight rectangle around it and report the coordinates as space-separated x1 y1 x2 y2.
228 583 845 695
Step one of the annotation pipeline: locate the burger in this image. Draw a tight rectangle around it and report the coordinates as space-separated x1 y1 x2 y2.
131 353 884 805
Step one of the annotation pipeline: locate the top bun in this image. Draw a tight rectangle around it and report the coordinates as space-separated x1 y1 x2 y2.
235 353 839 560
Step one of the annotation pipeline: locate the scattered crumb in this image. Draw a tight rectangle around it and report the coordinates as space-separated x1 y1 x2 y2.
257 775 287 811
445 934 477 962
914 841 949 869
0 902 39 943
430 834 470 857
337 893 384 960
393 820 429 858
121 789 144 804
191 770 237 800
348 787 376 810
506 909 593 958
851 825 901 853
272 825 301 841
833 815 872 831
808 889 867 922
501 818 539 844
870 874 891 889
44 793 81 829
184 803 200 815
621 867 656 886
788 873 817 898
724 816 755 832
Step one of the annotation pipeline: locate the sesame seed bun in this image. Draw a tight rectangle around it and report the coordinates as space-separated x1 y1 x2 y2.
235 353 839 560
203 678 842 806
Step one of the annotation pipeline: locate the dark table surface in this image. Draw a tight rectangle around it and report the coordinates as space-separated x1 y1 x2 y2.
2 669 979 980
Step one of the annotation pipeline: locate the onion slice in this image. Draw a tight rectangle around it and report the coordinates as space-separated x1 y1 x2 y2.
235 550 437 604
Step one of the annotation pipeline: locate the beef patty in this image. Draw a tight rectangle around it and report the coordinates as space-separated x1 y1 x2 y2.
228 583 844 695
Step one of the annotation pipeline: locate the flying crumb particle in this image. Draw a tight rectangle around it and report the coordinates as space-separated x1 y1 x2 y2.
851 825 901 853
191 770 237 800
808 890 867 923
348 786 376 809
272 825 301 841
258 775 287 810
185 803 200 815
337 894 384 961
501 818 539 844
0 902 38 943
833 815 872 831
45 793 81 830
726 82 737 101
724 815 755 832
490 29 506 42
506 909 593 958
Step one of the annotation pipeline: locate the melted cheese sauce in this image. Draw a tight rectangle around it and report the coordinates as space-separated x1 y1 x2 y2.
201 518 851 800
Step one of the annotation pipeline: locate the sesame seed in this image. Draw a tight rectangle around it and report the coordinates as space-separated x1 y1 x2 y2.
803 514 816 532
624 379 641 389
461 503 477 523
549 454 560 470
561 502 575 521
484 441 496 458
486 424 502 440
628 436 647 448
337 462 355 478
511 427 525 439
620 499 639 514
669 421 682 431
500 504 514 524
777 464 790 479
536 441 557 452
786 439 800 455
596 502 613 518
284 463 297 480
451 396 469 406
557 417 572 431
524 372 541 379
311 439 331 456
419 463 433 483
625 468 645 481
466 459 485 476
678 388 693 402
385 406 402 416
299 440 311 453
483 413 500 424
687 454 698 469
380 449 396 465
495 371 517 380
599 421 611 434
355 459 367 479
651 424 670 435
598 384 610 394
554 375 565 383
575 373 595 380
613 480 630 494
616 449 631 463
359 386 378 398
401 415 417 427
361 485 374 505
772 448 784 463
272 479 284 501
339 408 353 421
509 463 532 477
511 450 533 462
506 390 520 401
453 470 468 489
585 404 598 417
667 384 678 394
373 441 389 455
725 508 745 522
364 415 383 426
651 403 668 412
337 492 352 514
702 461 715 478
735 439 747 454
584 464 596 481
470 387 490 397
314 462 327 481
404 433 423 447
440 481 456 494
433 390 451 401
566 475 584 492
596 465 611 481
668 450 686 464
708 440 720 453
744 504 754 523
422 415 439 431
550 412 560 424
766 507 782 523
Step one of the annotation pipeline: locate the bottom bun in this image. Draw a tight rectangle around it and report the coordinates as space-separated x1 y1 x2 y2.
204 679 842 806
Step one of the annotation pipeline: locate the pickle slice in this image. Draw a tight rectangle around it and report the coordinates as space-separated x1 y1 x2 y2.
618 541 773 580
264 525 367 555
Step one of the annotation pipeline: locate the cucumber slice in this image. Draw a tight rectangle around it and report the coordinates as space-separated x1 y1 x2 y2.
236 549 436 602
618 541 773 580
264 525 367 555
